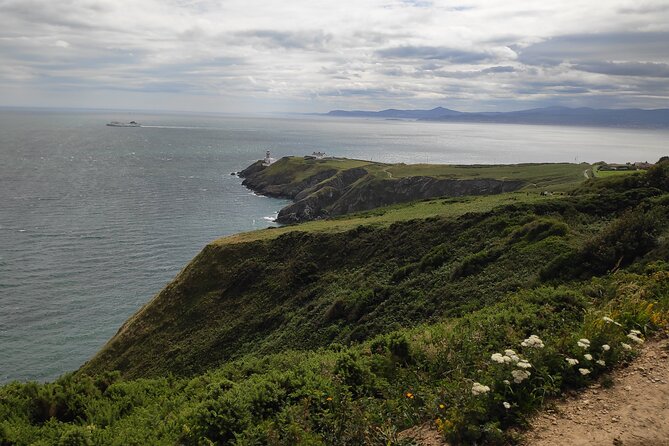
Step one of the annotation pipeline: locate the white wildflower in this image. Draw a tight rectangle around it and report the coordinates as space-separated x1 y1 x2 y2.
630 329 642 335
503 380 510 385
503 402 511 409
627 333 644 344
621 342 632 351
512 369 531 383
491 353 505 363
516 359 532 369
566 358 579 366
471 382 491 396
577 338 591 349
584 354 593 361
578 368 591 376
521 335 545 349
602 317 622 327
596 360 606 366
602 344 610 352
504 349 517 356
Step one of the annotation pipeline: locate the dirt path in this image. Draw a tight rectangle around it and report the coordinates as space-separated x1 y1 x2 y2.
523 337 669 446
401 337 669 446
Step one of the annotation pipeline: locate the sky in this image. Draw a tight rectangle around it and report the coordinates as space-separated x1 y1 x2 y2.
1 0 668 113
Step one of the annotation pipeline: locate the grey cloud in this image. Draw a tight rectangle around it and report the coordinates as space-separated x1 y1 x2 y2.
573 61 669 78
317 87 409 98
481 66 515 74
411 66 515 79
518 32 669 67
0 0 115 32
235 29 333 50
375 46 490 63
617 4 669 14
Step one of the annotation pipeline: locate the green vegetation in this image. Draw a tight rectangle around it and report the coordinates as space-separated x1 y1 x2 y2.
241 157 589 223
219 192 556 245
382 162 587 191
250 156 588 190
2 160 668 445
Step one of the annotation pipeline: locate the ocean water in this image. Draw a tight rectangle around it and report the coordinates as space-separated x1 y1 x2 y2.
1 108 667 384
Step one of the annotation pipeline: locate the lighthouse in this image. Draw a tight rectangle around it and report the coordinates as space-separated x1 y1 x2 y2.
263 150 274 166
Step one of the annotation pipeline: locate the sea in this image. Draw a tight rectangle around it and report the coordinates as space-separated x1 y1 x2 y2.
1 108 668 384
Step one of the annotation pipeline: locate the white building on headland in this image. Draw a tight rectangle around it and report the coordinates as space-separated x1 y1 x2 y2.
263 150 275 166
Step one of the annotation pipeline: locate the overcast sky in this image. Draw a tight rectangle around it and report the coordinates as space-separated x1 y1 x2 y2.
1 0 668 113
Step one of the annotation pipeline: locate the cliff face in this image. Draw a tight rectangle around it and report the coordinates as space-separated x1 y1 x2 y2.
240 157 525 223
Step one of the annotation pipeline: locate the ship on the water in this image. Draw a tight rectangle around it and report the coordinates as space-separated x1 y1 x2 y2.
107 121 141 127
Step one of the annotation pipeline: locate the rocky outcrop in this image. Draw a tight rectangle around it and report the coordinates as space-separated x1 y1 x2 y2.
239 161 337 199
330 176 523 216
240 157 526 224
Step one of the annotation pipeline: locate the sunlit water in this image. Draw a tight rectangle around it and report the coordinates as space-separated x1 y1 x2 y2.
1 108 667 383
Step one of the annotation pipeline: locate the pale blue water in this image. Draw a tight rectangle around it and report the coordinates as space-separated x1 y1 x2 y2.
1 108 667 383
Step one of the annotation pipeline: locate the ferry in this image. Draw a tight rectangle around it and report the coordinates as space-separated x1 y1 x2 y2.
107 121 141 127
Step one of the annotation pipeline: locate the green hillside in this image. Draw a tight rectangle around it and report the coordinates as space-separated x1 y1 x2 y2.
1 160 668 445
240 157 588 223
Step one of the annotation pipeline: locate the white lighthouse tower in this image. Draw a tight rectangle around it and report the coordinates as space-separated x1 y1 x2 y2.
262 150 274 166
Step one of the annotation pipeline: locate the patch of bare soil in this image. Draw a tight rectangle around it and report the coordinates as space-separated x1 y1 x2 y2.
399 422 447 445
522 337 669 446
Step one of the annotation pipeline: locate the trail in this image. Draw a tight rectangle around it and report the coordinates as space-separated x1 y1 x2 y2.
523 337 669 446
400 337 669 446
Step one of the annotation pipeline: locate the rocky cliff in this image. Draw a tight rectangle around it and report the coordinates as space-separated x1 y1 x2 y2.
240 157 525 223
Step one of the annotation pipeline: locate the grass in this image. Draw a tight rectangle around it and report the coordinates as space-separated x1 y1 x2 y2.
379 162 589 191
270 156 589 191
592 165 644 178
224 157 590 245
216 192 560 246
261 156 374 183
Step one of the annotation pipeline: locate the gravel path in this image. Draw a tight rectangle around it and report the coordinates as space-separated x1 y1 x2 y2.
522 337 669 446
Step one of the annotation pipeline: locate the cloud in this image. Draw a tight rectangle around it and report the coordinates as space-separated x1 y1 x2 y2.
573 61 669 78
375 46 490 63
518 32 669 67
234 29 333 50
0 0 668 112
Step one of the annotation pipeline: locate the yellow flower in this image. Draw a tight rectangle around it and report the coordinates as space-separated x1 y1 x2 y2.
405 392 414 399
439 404 445 409
326 396 333 401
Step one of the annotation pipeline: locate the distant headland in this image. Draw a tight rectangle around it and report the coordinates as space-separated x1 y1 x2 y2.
324 106 669 128
239 155 591 224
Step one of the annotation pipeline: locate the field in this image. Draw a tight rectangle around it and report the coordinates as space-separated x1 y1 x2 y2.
592 165 644 178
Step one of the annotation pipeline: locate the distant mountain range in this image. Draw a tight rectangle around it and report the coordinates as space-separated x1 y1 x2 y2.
325 106 669 128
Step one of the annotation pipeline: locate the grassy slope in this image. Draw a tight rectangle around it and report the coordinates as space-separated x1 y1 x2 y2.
245 156 590 196
224 159 587 245
2 165 668 445
79 162 661 379
256 156 587 189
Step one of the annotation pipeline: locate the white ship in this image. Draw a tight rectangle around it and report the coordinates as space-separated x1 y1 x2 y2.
107 121 141 127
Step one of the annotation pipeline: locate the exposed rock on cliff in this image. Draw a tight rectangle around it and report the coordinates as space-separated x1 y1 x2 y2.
240 156 525 223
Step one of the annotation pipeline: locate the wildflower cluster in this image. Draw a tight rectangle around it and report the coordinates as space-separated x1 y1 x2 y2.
520 334 545 348
471 382 490 396
486 336 542 386
627 329 645 344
